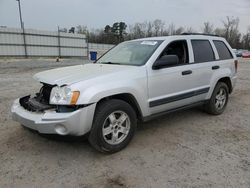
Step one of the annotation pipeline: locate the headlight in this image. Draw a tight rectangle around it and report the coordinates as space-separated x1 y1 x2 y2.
50 86 80 105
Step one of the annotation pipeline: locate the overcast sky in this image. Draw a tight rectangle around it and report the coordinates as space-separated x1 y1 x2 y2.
0 0 249 33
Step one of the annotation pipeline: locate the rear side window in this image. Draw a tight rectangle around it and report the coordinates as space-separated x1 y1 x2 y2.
191 40 215 63
213 40 233 60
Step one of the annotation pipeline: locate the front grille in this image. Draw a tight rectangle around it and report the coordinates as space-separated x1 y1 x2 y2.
19 84 55 112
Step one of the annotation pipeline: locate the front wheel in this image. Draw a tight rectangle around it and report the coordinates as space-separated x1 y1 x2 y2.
88 99 137 153
204 82 229 115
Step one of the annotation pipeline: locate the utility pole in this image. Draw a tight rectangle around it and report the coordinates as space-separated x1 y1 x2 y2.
16 0 27 57
57 26 61 61
16 0 23 29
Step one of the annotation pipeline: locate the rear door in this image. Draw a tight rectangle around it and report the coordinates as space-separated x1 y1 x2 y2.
211 39 236 89
212 40 235 72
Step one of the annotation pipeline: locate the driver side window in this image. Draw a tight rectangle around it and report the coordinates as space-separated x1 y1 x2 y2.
160 40 189 65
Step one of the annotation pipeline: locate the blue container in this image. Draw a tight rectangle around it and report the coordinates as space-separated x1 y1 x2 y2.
90 51 97 61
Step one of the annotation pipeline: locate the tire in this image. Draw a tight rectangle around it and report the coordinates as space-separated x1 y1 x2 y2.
88 99 137 153
204 82 229 115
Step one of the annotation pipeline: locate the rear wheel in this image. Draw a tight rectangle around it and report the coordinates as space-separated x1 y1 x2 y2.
204 82 229 115
88 99 137 153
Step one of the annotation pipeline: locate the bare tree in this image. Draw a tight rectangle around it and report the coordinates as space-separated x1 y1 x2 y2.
242 26 250 50
146 21 153 37
166 24 184 35
76 25 88 34
84 17 248 49
175 27 185 35
185 27 196 33
132 22 146 39
167 23 175 35
153 19 165 36
214 28 224 36
222 16 241 48
203 22 214 34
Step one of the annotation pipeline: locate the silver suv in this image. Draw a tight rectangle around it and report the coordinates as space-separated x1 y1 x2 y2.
12 34 238 153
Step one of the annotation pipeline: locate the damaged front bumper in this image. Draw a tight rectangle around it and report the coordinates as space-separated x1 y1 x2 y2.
11 98 96 136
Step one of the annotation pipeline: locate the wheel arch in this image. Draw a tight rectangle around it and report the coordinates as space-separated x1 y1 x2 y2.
217 77 233 93
96 93 143 121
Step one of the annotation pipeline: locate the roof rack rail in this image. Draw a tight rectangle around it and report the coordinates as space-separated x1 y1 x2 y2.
181 33 219 37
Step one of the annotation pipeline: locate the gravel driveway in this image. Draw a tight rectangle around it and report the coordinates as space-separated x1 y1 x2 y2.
1 58 250 188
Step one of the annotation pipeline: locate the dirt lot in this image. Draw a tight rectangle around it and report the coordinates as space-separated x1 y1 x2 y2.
1 58 250 188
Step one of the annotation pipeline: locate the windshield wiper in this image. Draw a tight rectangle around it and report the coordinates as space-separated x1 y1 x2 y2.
100 62 121 65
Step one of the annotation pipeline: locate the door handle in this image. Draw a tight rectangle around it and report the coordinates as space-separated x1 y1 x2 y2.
212 65 220 70
182 70 192 75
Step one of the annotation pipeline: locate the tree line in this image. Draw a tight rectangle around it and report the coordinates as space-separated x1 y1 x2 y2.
69 16 250 50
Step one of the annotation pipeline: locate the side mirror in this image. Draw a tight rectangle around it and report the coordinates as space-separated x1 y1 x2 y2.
152 55 179 70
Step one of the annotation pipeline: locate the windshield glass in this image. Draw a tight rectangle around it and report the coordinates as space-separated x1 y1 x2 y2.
96 40 163 66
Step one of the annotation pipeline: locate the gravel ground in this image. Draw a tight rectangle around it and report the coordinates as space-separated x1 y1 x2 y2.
0 58 250 188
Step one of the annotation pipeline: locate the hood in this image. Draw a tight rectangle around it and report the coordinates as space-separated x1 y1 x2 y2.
33 63 135 86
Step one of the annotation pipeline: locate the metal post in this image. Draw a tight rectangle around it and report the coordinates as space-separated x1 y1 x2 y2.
17 0 27 58
17 0 23 29
57 26 61 58
86 34 89 59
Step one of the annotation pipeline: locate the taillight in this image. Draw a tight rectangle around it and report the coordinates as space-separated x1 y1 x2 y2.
234 60 238 73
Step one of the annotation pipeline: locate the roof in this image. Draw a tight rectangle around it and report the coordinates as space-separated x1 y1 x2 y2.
134 34 224 41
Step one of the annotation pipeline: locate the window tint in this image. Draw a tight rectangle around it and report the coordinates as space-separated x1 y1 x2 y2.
160 40 189 64
213 40 233 60
191 40 215 63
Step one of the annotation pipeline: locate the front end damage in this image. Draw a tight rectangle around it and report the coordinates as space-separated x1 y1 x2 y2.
19 84 84 113
20 84 54 112
11 83 96 136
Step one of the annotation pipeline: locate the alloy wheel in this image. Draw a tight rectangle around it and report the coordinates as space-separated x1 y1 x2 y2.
102 111 130 145
215 88 227 110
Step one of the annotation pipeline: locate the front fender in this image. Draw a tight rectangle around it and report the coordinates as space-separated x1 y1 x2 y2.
75 79 150 117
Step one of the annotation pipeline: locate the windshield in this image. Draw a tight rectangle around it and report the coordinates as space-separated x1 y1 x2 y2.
96 40 163 66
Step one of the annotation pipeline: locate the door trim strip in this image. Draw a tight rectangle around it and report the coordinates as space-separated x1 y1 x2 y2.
149 87 210 107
